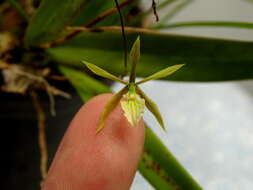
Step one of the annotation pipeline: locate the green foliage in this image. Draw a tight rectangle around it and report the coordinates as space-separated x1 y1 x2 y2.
73 0 135 26
73 0 120 26
47 30 253 81
24 0 140 46
154 21 253 30
142 127 203 190
25 0 89 46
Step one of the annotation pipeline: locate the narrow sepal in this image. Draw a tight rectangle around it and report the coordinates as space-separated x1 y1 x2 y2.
136 86 166 131
97 86 128 132
136 64 185 85
129 36 140 83
82 61 127 84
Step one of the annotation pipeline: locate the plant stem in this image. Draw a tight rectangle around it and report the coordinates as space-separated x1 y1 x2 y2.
153 20 253 30
65 25 159 35
114 0 128 76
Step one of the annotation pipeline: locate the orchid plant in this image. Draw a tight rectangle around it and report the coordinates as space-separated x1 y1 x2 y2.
82 37 184 132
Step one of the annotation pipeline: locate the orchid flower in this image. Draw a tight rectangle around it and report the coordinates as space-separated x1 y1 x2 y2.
82 37 184 132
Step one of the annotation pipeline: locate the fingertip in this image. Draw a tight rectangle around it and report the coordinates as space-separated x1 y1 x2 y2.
42 93 145 190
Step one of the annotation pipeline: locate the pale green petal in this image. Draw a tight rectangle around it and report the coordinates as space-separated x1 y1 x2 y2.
121 98 145 127
136 86 166 131
82 61 127 84
97 86 128 132
136 64 185 85
129 36 140 83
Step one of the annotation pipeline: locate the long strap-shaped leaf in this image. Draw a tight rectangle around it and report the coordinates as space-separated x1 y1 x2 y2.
153 21 253 30
48 30 253 82
136 86 165 131
82 61 127 84
136 64 185 85
142 126 203 190
97 86 128 132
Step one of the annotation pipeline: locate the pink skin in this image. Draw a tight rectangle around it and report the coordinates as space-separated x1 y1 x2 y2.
42 94 145 190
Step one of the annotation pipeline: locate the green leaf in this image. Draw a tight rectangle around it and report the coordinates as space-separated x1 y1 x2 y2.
73 0 134 26
153 21 253 30
25 0 89 46
136 87 165 131
82 61 127 84
58 66 110 101
142 126 203 190
73 0 117 26
138 152 179 190
97 86 128 132
47 29 253 81
136 64 184 85
129 36 140 82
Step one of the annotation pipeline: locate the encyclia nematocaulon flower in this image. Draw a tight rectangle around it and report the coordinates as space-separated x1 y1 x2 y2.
82 36 184 132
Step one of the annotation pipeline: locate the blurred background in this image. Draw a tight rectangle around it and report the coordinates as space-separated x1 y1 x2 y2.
127 0 253 189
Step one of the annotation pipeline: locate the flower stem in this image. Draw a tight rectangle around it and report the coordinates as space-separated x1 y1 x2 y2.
114 0 128 77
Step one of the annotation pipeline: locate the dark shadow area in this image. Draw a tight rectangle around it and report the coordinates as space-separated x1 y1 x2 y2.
0 87 83 190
